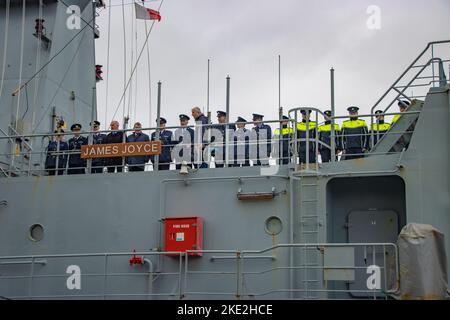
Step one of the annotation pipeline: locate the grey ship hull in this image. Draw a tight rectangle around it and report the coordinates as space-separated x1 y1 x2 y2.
0 85 449 299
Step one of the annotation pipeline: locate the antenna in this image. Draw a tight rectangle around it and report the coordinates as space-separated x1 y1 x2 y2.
206 59 210 121
278 55 281 110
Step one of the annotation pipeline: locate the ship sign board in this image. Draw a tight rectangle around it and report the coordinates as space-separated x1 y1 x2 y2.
81 141 161 158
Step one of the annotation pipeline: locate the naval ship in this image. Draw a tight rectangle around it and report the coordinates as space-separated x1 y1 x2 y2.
0 1 449 300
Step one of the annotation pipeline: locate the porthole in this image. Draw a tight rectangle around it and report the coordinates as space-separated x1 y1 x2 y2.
29 224 44 242
264 216 283 236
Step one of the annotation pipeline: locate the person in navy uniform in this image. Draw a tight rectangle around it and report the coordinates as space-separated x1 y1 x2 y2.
232 117 250 167
341 106 369 160
272 115 293 165
173 114 195 170
191 106 209 168
126 122 150 172
45 129 68 175
151 117 173 171
318 110 341 162
370 110 391 146
250 113 272 166
296 109 317 164
90 120 106 173
212 110 236 168
67 123 88 174
104 120 124 173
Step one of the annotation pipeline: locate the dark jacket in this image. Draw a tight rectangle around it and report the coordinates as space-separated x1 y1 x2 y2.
370 121 391 146
296 120 317 152
341 118 369 150
126 132 150 165
272 126 293 164
103 131 124 166
211 123 236 162
150 130 173 164
45 140 68 169
250 124 272 163
194 113 209 143
173 127 195 164
318 121 342 151
68 136 88 167
233 128 250 165
92 132 107 167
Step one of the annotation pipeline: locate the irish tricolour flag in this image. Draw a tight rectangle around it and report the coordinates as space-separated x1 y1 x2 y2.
135 2 161 21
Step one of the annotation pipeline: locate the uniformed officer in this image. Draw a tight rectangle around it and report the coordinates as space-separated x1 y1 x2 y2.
173 114 195 170
341 106 369 159
370 110 391 146
392 100 410 124
67 123 88 174
90 120 106 173
45 129 68 175
212 110 236 168
318 110 341 162
272 116 293 165
126 122 150 172
104 120 124 173
232 117 250 167
151 117 173 171
296 109 317 164
250 113 272 166
191 106 209 168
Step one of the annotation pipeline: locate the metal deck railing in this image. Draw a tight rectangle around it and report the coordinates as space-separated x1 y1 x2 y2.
0 41 449 177
0 243 399 300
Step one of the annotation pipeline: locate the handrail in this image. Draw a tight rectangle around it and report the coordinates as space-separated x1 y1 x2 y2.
0 243 399 300
367 40 450 148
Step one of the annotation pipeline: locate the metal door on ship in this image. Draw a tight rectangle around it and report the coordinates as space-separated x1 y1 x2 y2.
347 210 398 297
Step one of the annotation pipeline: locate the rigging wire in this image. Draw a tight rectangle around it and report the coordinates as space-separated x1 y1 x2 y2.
108 0 162 8
143 0 153 128
127 3 134 124
31 0 44 129
121 0 127 128
32 31 89 133
14 0 27 131
14 15 96 98
0 0 10 99
111 0 165 122
21 84 29 120
133 8 139 125
104 0 113 127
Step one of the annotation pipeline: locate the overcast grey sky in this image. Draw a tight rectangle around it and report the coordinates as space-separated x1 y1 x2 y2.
94 0 450 129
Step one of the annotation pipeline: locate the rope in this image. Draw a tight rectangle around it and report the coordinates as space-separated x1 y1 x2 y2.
111 0 165 122
104 0 112 126
0 0 10 98
14 0 26 131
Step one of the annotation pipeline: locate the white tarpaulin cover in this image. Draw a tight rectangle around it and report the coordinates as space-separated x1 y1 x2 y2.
392 223 448 300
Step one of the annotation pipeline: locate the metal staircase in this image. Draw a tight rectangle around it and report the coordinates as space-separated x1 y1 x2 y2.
369 100 424 155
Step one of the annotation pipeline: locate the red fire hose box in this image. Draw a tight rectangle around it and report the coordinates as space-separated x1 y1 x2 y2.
164 217 203 256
